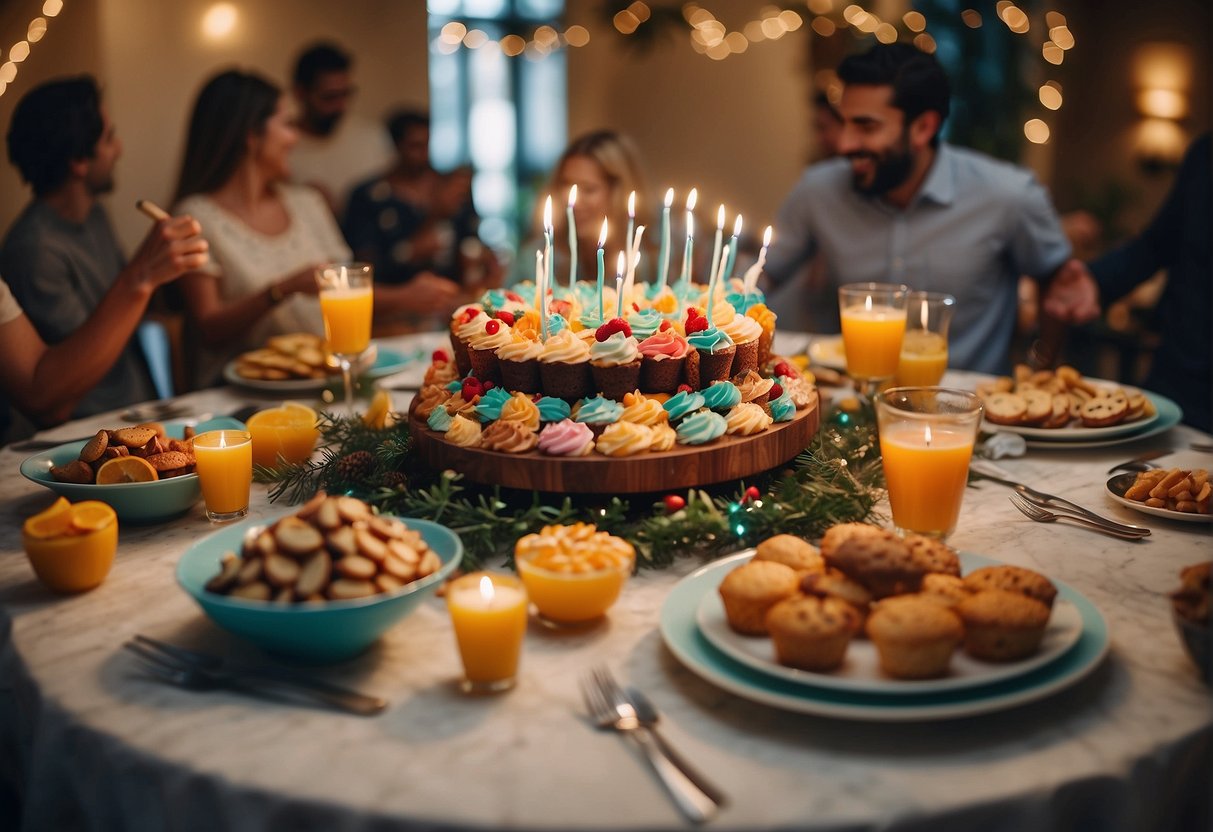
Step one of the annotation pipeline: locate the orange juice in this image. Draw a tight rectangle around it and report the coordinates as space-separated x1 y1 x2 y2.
23 499 119 593
516 554 631 624
896 331 948 386
446 572 528 691
193 430 253 520
246 403 319 468
840 304 906 380
320 286 373 355
880 423 975 538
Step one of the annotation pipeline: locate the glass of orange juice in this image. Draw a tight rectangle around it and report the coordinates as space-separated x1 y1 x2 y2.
838 282 909 398
875 387 983 540
315 262 374 414
246 402 320 469
895 292 955 387
193 430 253 522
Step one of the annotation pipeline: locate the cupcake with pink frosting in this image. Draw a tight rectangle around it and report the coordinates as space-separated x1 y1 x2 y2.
449 305 488 377
636 324 689 393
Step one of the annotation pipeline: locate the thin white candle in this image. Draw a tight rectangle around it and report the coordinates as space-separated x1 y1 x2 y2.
708 204 725 297
614 252 626 319
566 185 578 290
658 188 673 288
708 242 730 325
625 191 636 264
742 225 773 295
724 213 742 281
596 218 608 319
679 188 698 287
624 225 646 302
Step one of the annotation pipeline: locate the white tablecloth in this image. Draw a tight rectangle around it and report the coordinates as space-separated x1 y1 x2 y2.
0 338 1209 831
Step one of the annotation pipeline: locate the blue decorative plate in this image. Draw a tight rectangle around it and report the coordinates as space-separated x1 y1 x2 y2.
660 551 1109 721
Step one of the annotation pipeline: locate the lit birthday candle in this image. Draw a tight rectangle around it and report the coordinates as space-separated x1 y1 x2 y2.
624 225 646 302
655 189 672 290
615 252 626 319
566 185 578 290
543 195 556 302
708 243 730 325
724 214 743 281
625 191 636 263
596 218 608 320
742 225 773 295
708 204 725 295
679 188 698 288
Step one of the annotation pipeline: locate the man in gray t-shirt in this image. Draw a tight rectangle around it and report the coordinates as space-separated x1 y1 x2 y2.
762 44 1096 374
2 77 185 423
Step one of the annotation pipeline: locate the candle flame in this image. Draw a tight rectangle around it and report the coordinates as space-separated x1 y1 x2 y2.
479 575 495 603
733 214 743 236
567 184 577 207
628 190 636 217
762 225 772 247
920 299 930 330
686 212 694 237
865 295 873 312
686 188 698 211
616 250 626 276
716 204 725 228
543 195 553 231
664 187 674 207
218 432 228 449
924 424 933 446
598 218 608 248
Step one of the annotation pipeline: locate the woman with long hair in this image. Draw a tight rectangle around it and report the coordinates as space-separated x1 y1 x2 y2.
513 129 651 287
172 69 350 386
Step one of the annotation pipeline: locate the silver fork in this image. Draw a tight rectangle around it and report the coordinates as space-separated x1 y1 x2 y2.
123 641 386 715
581 667 720 823
1009 494 1150 540
973 468 1150 536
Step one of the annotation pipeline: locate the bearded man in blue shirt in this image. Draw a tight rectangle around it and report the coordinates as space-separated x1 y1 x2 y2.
762 43 1096 374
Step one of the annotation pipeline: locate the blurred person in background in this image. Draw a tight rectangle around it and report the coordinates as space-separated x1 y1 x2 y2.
290 42 394 217
511 129 651 287
172 69 350 387
0 75 207 437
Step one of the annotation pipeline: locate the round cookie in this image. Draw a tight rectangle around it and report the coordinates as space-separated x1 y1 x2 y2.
963 565 1057 610
984 392 1028 425
956 589 1051 661
754 534 825 574
865 595 964 679
717 560 801 636
765 595 858 672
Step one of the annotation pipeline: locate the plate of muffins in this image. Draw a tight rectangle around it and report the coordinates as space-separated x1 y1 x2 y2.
660 526 1109 721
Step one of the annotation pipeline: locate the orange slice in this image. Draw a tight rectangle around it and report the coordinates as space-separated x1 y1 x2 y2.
246 401 319 431
362 390 392 429
69 501 117 533
23 496 73 539
96 456 159 484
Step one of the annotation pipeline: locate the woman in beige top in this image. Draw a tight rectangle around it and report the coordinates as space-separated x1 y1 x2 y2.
172 69 352 386
0 215 206 430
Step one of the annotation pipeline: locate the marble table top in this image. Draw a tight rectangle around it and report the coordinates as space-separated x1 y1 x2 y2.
0 345 1209 831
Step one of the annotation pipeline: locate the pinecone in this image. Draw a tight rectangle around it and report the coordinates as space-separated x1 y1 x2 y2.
379 470 408 490
335 450 374 483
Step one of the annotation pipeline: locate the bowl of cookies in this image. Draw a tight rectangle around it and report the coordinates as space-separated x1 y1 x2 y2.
1171 562 1211 683
19 416 246 524
176 493 462 662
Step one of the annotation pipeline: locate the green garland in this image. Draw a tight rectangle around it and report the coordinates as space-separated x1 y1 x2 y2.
260 408 885 571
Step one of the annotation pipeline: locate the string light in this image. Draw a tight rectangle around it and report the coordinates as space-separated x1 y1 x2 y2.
0 3 62 98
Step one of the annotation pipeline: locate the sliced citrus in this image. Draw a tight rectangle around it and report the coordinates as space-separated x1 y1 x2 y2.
69 500 117 532
96 456 159 484
247 402 320 468
246 401 318 430
23 496 73 539
362 390 392 429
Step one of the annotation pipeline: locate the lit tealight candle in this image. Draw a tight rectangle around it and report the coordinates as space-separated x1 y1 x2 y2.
447 572 528 693
193 429 253 523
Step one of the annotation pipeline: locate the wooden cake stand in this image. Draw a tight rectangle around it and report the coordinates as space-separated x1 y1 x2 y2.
408 391 819 494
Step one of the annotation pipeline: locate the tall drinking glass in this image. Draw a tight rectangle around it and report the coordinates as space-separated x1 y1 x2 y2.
316 263 374 414
875 387 983 540
895 291 955 387
838 282 909 398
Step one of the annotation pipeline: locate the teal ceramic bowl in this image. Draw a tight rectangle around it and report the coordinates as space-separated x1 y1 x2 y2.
19 417 246 524
176 512 462 662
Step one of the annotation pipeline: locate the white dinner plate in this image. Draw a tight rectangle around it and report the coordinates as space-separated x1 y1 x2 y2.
660 551 1109 721
696 559 1083 694
1106 472 1213 524
223 345 419 392
808 336 846 371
